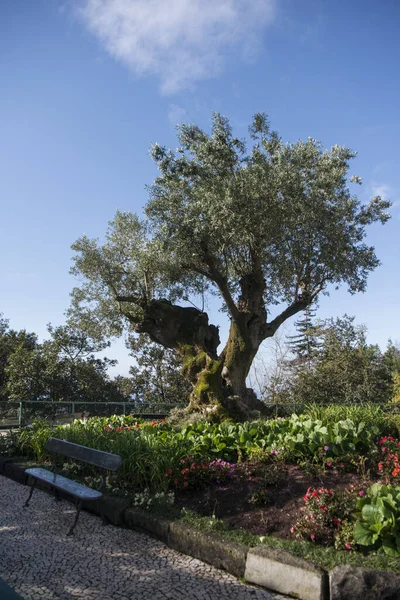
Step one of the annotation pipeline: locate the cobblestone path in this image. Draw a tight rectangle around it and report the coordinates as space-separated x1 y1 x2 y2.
0 476 278 600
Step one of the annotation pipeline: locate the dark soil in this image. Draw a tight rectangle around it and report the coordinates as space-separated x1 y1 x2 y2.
174 462 367 539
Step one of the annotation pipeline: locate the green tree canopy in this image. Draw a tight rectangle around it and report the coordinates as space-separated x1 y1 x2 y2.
69 113 390 420
0 314 38 401
5 323 124 404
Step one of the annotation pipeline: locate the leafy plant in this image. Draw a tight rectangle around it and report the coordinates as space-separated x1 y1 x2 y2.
0 431 17 456
16 420 53 462
354 483 400 556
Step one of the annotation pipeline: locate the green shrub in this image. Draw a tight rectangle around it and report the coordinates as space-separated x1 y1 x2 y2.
291 485 360 546
16 420 53 462
354 483 400 557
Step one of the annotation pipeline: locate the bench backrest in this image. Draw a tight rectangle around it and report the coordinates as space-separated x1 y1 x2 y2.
46 437 122 471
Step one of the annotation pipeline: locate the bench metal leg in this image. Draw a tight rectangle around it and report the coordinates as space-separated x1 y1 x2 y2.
24 478 37 507
67 500 82 536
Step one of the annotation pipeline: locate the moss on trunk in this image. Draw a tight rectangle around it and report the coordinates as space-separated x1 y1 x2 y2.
177 323 267 422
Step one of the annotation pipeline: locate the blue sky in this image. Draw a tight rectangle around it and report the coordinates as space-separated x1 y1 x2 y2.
1 0 399 375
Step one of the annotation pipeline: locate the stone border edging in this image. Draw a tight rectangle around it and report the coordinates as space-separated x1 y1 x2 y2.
1 457 399 600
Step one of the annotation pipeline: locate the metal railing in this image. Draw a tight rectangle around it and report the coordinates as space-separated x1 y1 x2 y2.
1 400 398 430
0 400 184 429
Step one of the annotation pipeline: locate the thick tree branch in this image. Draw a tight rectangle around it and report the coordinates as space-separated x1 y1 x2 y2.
262 274 327 341
213 272 240 323
262 297 311 339
195 241 241 323
116 294 147 307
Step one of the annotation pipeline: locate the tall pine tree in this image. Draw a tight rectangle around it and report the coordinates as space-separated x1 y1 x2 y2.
286 305 321 371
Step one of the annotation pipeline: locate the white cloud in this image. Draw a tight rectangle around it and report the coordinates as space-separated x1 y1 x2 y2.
370 182 400 211
167 104 188 127
371 183 392 200
77 0 276 93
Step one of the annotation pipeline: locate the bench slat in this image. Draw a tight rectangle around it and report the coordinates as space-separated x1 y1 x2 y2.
25 468 103 500
46 438 122 471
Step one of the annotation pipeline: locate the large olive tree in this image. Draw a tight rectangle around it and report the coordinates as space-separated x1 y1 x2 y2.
69 113 390 420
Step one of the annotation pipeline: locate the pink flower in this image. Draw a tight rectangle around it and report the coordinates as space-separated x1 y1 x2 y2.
290 526 295 534
320 505 327 511
326 461 333 467
359 490 365 497
333 518 341 526
253 477 259 483
310 533 316 541
324 446 329 451
345 542 352 550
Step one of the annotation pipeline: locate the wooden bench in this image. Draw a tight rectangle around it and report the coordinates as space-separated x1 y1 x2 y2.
24 437 122 536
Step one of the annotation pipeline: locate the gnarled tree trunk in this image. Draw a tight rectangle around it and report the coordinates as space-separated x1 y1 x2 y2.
121 305 264 420
119 266 310 421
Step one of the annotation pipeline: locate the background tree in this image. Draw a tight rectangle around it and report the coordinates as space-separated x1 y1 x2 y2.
128 334 191 406
382 340 400 404
0 313 37 402
285 304 321 372
273 316 397 405
68 112 390 420
6 323 125 404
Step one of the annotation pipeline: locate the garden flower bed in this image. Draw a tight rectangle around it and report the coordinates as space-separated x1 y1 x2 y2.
1 405 400 571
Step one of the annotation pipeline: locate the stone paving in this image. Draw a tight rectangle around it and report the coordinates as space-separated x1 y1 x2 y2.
0 476 279 600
